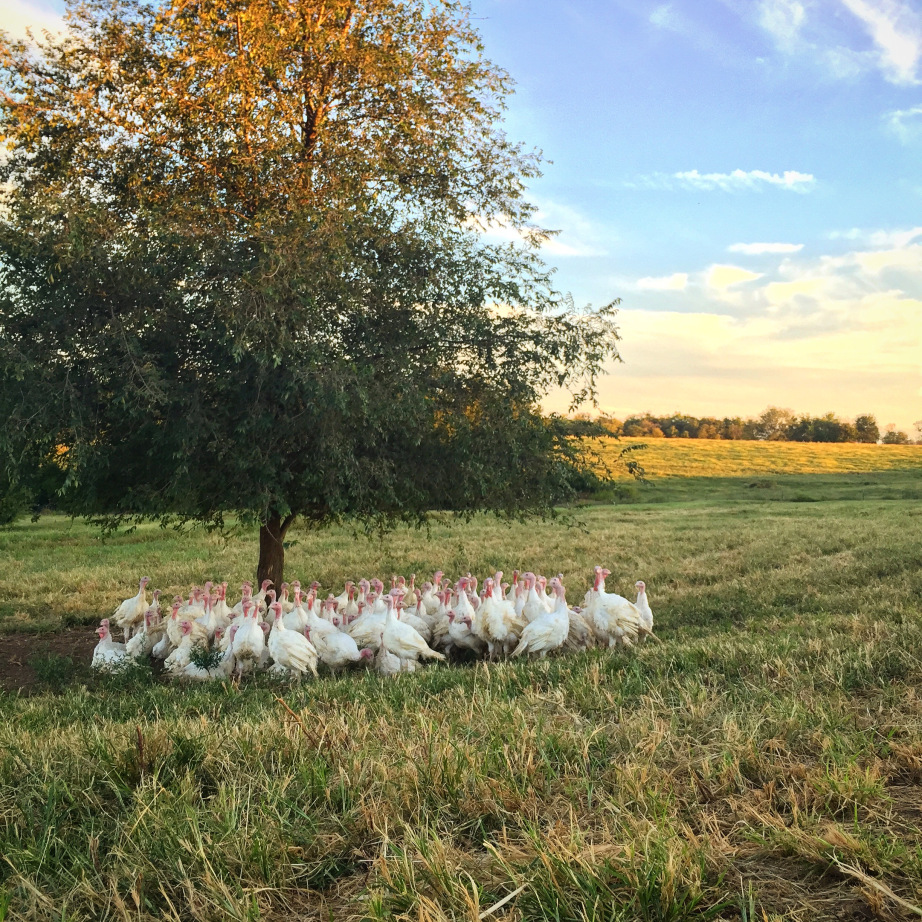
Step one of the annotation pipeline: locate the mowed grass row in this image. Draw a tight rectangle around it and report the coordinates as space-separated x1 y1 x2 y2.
2 484 922 920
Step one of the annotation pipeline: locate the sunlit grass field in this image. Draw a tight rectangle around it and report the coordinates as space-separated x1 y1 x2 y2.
601 437 922 479
1 440 921 921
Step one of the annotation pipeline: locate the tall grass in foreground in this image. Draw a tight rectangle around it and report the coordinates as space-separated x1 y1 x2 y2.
4 615 922 920
2 489 922 920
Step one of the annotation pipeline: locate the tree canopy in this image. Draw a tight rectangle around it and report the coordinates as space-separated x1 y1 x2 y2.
0 0 622 581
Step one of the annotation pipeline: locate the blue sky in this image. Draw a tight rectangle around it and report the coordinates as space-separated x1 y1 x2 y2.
4 0 921 431
473 0 922 432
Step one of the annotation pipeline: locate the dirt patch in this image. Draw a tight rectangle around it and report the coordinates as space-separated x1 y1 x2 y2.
0 627 97 693
731 855 879 921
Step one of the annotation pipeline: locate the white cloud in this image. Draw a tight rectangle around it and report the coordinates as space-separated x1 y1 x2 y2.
855 242 922 273
821 45 877 80
0 0 64 40
839 0 922 85
554 229 922 431
650 4 678 30
750 0 922 85
828 226 922 248
707 265 763 289
764 277 831 304
531 200 609 258
466 202 607 258
867 226 922 248
636 273 689 291
729 242 804 255
759 0 806 53
672 169 815 192
886 105 922 142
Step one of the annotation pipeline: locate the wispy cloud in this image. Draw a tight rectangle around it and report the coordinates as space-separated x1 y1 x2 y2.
749 0 922 85
647 2 759 69
758 0 806 53
828 226 922 248
885 105 922 142
707 265 763 290
636 273 689 291
675 169 815 191
729 242 804 255
839 0 922 85
629 169 816 192
562 231 922 430
466 201 607 259
854 242 922 274
650 4 680 32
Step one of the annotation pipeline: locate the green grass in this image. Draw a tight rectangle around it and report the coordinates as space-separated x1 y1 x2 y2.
1 443 922 920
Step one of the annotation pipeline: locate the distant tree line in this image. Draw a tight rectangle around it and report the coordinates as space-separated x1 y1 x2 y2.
565 409 922 445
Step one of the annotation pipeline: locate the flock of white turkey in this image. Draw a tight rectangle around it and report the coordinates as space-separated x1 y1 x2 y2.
92 568 654 680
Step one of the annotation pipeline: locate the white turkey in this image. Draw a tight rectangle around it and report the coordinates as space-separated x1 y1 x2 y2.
232 582 254 616
347 598 387 650
267 602 319 679
178 586 204 618
182 626 236 680
195 591 222 639
565 605 596 651
252 578 274 613
505 570 521 603
148 589 161 617
430 590 455 651
333 580 355 612
298 599 370 672
166 596 208 648
448 579 487 655
165 620 201 676
446 608 481 656
477 576 525 658
398 598 433 643
635 580 655 639
419 579 440 617
113 577 150 642
282 583 311 633
538 575 555 612
213 583 234 623
520 572 548 624
382 595 445 667
92 619 128 670
126 609 162 660
402 574 419 610
584 567 641 648
370 580 388 614
231 601 266 675
374 630 403 677
511 578 570 658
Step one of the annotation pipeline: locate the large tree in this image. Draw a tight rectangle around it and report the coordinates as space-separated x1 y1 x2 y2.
0 0 622 584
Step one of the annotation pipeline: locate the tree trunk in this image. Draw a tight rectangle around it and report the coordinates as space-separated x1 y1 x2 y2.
257 514 294 589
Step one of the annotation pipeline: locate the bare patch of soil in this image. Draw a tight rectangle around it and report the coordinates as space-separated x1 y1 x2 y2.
0 628 96 693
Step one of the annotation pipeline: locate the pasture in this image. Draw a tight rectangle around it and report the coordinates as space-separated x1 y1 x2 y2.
1 440 921 921
601 437 922 479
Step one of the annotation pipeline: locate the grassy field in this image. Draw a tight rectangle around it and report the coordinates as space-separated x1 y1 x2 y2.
600 438 922 479
1 442 922 921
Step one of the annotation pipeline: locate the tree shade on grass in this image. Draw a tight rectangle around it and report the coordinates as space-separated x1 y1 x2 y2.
0 0 622 582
